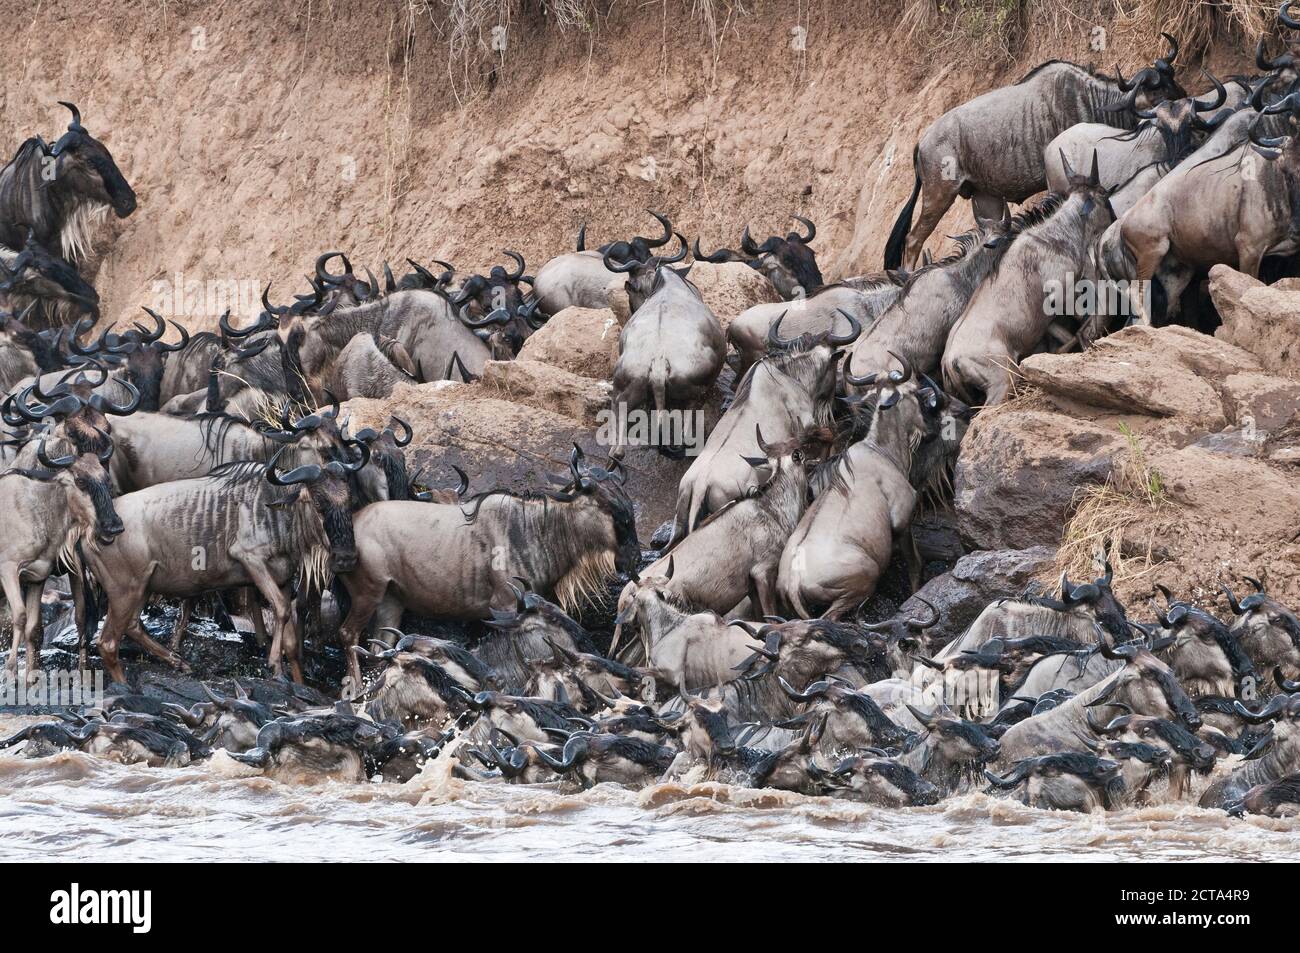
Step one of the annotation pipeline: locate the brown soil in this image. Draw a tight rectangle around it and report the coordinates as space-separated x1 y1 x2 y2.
0 0 1274 332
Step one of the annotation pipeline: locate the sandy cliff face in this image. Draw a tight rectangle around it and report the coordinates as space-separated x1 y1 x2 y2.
2 0 1256 331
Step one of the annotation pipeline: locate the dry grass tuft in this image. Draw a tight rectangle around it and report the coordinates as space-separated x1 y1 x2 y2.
1056 421 1172 587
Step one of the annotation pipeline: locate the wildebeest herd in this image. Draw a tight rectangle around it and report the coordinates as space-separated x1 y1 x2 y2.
3 10 1300 820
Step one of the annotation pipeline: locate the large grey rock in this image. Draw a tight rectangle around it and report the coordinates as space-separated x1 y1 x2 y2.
899 546 1058 650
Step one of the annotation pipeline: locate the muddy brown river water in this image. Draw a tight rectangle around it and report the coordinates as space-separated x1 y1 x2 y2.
1 714 1295 862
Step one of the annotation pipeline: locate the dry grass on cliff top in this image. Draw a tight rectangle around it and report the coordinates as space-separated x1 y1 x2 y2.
1055 421 1173 590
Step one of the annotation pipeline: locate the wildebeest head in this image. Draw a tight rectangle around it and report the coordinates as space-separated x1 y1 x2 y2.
550 444 640 576
265 436 368 573
1149 585 1254 697
694 216 823 299
450 251 543 355
1110 33 1187 113
604 231 690 312
1222 578 1300 682
16 436 122 544
745 713 829 794
777 676 910 751
348 415 414 502
1087 708 1216 773
1092 638 1201 730
737 616 888 687
66 308 190 413
1032 563 1130 644
0 231 100 318
9 363 139 457
41 102 137 220
587 209 676 265
1109 70 1231 168
826 755 941 806
906 704 1001 767
353 647 474 728
985 752 1124 810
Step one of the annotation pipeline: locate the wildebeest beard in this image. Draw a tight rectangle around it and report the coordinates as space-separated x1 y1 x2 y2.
316 493 358 573
82 475 122 540
377 448 410 500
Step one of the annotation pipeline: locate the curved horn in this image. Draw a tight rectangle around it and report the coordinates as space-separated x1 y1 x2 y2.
155 319 190 354
1156 32 1179 72
792 215 816 243
36 438 75 470
905 598 940 631
658 232 688 264
385 415 413 447
636 210 673 249
1194 69 1227 112
766 311 792 350
603 246 639 273
1283 0 1300 30
502 250 526 281
739 225 760 256
315 252 352 286
842 352 878 388
827 308 862 346
777 676 830 703
134 307 167 344
88 378 141 417
265 446 322 487
221 308 274 339
58 101 83 131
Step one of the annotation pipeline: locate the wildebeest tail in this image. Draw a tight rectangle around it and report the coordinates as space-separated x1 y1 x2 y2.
1097 224 1137 284
648 356 669 414
883 144 922 271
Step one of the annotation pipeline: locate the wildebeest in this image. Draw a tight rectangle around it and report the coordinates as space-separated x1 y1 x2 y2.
0 717 190 766
985 752 1125 811
822 754 941 806
1221 578 1300 688
694 216 823 300
1 437 122 681
533 211 677 314
1149 587 1254 698
995 640 1200 766
884 40 1183 269
0 103 137 268
338 447 639 687
777 365 946 618
615 430 811 627
942 152 1115 406
1043 72 1238 217
670 312 855 542
1200 678 1300 811
228 706 387 783
0 231 100 326
615 585 764 692
81 438 370 684
1097 91 1300 324
843 209 1028 384
608 252 725 450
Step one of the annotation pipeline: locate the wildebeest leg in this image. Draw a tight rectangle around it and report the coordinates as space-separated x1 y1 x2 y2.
172 598 193 653
98 599 138 686
69 572 89 670
125 617 189 671
748 563 779 619
1 564 27 676
338 579 390 690
239 559 297 682
1120 224 1169 326
248 596 269 648
21 583 42 687
903 177 962 270
279 591 304 685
